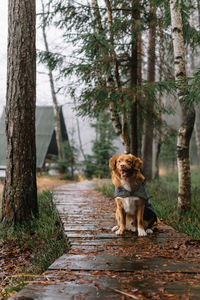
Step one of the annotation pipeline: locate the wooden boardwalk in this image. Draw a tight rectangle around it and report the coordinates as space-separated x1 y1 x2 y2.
10 181 200 299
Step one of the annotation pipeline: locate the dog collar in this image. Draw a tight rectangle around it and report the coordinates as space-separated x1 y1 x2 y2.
114 183 149 201
114 183 157 223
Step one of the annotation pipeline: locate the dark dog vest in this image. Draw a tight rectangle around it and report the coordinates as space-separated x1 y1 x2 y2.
114 183 157 223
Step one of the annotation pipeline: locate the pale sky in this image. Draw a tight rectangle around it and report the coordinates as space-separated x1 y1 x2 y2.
0 0 67 116
0 1 99 158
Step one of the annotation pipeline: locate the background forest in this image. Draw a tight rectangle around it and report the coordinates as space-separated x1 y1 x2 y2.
1 0 200 296
1 0 200 224
37 0 200 205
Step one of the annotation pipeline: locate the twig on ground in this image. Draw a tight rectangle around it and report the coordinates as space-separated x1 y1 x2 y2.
110 287 139 299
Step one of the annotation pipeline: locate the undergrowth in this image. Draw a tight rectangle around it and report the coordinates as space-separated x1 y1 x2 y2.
96 168 200 239
0 190 69 298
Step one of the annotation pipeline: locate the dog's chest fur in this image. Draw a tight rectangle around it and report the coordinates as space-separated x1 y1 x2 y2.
120 179 131 191
119 179 141 215
120 196 140 215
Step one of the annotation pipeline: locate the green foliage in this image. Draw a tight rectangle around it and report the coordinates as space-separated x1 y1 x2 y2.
188 68 200 104
50 140 79 179
1 277 26 299
83 113 117 179
149 170 200 239
39 0 200 120
38 49 64 71
160 126 177 167
96 180 115 198
180 0 200 48
0 190 68 298
97 169 200 239
40 0 180 120
0 191 68 273
30 191 68 271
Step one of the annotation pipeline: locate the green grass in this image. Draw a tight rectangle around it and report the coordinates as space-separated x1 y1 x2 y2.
0 189 2 217
0 190 69 298
96 169 200 239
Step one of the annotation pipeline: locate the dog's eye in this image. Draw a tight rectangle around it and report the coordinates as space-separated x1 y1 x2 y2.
118 160 121 163
127 160 131 164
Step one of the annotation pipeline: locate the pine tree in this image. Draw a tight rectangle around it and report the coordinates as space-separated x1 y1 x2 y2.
2 0 38 225
42 0 199 184
84 113 116 178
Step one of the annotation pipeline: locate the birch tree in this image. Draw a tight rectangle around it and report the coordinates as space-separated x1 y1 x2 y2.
2 0 38 225
193 4 200 165
170 0 195 210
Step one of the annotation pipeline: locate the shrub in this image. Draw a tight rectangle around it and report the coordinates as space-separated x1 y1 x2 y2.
83 113 116 179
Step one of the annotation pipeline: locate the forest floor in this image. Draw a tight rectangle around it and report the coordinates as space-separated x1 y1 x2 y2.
0 175 73 299
0 175 72 194
0 175 72 210
6 180 200 300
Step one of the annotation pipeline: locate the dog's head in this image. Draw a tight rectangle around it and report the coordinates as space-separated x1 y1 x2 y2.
109 153 143 178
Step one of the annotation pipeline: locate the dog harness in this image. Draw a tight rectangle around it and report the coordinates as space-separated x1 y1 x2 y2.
114 183 157 223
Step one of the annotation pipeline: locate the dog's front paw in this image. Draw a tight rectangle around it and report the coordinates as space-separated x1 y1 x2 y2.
112 225 119 232
115 228 124 235
138 227 147 237
146 228 153 234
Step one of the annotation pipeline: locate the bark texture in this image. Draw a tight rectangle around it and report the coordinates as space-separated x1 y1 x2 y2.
92 0 124 148
104 0 130 153
2 0 38 225
129 0 140 156
155 19 164 179
41 0 64 159
170 0 195 210
142 4 156 181
194 5 200 165
194 104 200 165
137 31 143 157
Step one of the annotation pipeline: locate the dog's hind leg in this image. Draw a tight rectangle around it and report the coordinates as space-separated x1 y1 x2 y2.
144 218 154 234
146 228 153 234
137 205 147 236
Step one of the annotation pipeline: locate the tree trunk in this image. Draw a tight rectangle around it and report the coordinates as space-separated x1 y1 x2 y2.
121 111 130 154
170 0 195 210
92 0 125 149
129 0 140 156
2 0 38 225
41 0 64 159
142 4 156 181
194 105 200 165
104 0 130 153
155 18 164 179
137 31 143 158
194 2 200 165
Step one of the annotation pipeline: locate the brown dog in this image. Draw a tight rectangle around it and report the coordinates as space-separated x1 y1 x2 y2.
109 153 156 236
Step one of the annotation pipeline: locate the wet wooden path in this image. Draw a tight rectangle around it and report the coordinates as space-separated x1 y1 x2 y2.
10 181 200 299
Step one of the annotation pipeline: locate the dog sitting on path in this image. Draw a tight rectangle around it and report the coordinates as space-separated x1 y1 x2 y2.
109 153 157 236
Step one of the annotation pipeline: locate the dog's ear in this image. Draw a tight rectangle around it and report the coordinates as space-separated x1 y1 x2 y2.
134 158 143 170
109 154 120 170
128 154 143 170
